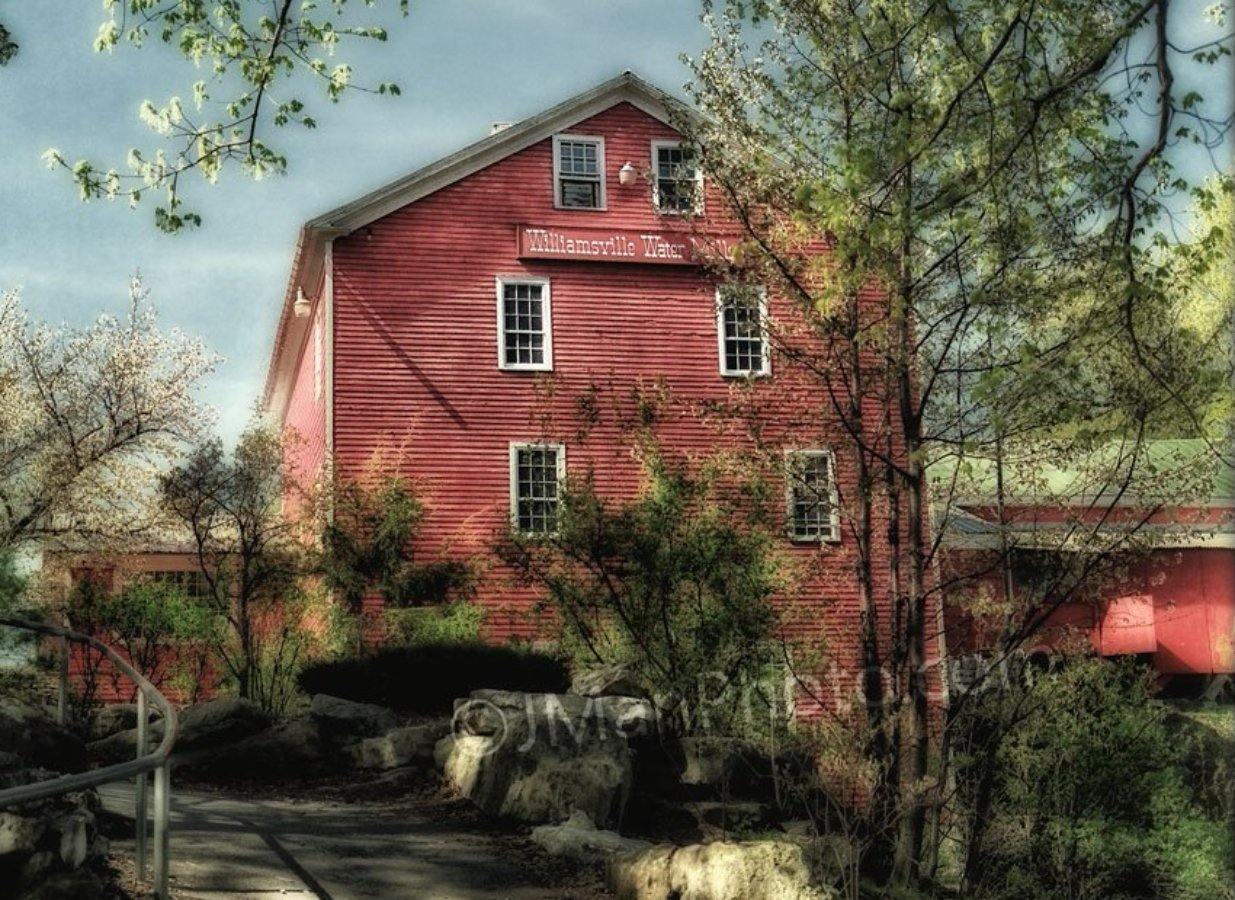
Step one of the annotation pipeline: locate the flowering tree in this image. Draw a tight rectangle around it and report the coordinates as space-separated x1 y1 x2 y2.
27 1 409 232
0 278 215 552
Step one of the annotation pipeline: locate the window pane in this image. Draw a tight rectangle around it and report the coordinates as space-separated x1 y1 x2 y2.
559 140 599 176
719 286 766 374
515 446 561 533
560 179 600 208
502 282 547 367
789 454 833 539
656 145 697 213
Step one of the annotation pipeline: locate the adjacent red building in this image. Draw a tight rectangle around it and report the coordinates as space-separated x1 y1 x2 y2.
263 72 932 713
941 444 1235 692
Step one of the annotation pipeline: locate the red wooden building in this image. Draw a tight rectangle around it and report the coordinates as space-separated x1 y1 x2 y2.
940 442 1235 693
262 72 932 712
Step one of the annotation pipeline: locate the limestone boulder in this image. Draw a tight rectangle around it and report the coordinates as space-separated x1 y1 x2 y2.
86 725 160 766
177 697 270 751
178 715 324 780
0 701 86 774
677 737 737 787
0 809 46 856
310 694 396 739
89 697 267 764
531 810 652 863
608 839 834 900
88 703 140 741
349 720 450 771
469 689 658 741
438 690 658 828
570 664 646 698
0 787 105 897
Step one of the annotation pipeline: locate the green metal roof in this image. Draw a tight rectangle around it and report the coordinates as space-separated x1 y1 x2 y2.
929 438 1234 503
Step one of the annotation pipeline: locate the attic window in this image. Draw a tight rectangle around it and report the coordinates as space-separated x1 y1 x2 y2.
553 135 605 210
652 141 702 214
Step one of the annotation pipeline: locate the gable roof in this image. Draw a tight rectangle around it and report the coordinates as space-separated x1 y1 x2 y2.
262 71 695 417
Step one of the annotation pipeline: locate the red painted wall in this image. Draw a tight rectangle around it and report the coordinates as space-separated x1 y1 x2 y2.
943 544 1235 676
1128 547 1234 674
313 102 934 713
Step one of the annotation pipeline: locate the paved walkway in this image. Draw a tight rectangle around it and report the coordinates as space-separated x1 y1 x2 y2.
99 783 595 899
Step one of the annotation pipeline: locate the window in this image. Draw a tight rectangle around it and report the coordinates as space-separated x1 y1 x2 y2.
510 443 565 534
147 569 211 600
553 134 605 209
497 277 553 371
652 140 702 214
786 450 840 542
716 284 770 376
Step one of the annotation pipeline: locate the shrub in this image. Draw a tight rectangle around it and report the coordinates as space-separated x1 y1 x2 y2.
319 468 476 615
296 641 569 715
951 656 1234 900
497 444 788 736
382 601 485 646
63 578 218 711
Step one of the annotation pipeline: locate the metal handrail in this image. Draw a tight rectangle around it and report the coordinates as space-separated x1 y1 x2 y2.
0 617 178 898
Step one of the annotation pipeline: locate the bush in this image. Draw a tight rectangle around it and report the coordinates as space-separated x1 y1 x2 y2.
296 641 569 715
497 444 787 736
63 578 219 713
951 656 1234 900
382 601 485 646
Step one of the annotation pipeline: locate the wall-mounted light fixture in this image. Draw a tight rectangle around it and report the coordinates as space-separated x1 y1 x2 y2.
293 287 311 318
618 161 638 186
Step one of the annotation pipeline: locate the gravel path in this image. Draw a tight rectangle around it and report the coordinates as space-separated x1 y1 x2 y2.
99 782 605 899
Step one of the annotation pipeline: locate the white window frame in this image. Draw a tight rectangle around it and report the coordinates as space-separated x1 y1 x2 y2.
496 276 553 372
784 448 841 543
552 134 607 210
651 139 704 215
715 284 771 377
509 442 567 535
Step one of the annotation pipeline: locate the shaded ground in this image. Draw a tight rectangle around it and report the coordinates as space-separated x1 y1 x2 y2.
99 778 609 899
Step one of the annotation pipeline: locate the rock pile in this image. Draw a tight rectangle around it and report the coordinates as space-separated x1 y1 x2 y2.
0 701 107 899
436 689 657 828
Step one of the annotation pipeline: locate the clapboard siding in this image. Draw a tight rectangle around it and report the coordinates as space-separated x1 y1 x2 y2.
322 101 925 710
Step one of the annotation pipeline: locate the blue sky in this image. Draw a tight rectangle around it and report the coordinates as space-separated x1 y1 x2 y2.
0 1 708 443
0 2 1229 445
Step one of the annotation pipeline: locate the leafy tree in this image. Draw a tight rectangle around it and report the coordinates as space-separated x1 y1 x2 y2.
0 278 215 553
0 550 34 662
159 426 310 712
0 21 15 65
499 443 789 736
951 656 1233 900
26 1 409 232
686 0 1232 884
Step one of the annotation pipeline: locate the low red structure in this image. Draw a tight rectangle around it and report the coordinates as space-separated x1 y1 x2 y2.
262 72 938 714
941 445 1235 690
42 549 214 704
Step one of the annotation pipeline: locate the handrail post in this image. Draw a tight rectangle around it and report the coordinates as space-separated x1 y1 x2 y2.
153 760 170 898
135 691 148 884
56 635 69 726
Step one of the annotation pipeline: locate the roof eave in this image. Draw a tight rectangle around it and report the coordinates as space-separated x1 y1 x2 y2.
262 70 698 423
